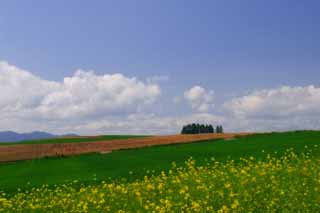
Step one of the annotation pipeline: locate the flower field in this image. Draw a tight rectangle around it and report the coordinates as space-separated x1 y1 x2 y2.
1 145 319 212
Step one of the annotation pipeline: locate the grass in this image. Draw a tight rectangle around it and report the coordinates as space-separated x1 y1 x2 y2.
1 131 320 193
1 145 320 211
0 135 147 146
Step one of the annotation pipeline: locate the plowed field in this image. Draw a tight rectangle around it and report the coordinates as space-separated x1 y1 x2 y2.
0 133 251 162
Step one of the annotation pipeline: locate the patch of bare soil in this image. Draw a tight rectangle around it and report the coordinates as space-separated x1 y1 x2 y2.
0 133 253 162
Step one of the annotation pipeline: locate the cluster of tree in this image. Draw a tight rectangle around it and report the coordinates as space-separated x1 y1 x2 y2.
216 125 224 133
181 123 224 134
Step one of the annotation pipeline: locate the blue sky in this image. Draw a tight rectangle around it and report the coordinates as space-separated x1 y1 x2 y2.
0 1 320 134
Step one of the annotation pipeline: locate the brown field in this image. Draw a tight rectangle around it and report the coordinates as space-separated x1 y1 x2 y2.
0 133 252 162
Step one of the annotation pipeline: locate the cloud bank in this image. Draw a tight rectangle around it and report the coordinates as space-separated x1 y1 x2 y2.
0 61 162 134
0 61 160 120
224 85 320 132
1 60 320 135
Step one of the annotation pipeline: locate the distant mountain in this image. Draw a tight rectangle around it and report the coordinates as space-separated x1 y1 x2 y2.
0 131 78 143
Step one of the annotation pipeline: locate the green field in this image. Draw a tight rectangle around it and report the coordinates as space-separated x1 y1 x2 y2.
1 131 320 194
0 135 146 146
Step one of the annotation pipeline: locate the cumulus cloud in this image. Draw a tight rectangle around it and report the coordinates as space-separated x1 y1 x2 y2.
225 85 320 118
184 86 214 112
0 61 60 118
2 60 320 135
37 70 160 119
223 85 320 132
0 61 160 121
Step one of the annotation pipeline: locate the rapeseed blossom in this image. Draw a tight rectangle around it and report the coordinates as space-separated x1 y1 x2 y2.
0 146 320 212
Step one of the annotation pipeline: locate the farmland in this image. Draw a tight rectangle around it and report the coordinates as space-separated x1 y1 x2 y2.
0 135 146 146
1 131 320 193
0 131 320 211
0 133 249 162
1 149 320 211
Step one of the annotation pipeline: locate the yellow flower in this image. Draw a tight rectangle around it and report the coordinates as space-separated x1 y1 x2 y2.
218 205 229 213
231 199 239 209
224 183 231 189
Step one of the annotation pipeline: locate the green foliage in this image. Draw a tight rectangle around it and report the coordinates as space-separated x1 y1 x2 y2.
1 147 320 212
1 131 320 193
216 125 224 133
181 123 215 134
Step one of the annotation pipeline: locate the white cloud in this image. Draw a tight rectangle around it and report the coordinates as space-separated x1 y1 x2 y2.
0 61 60 118
223 85 320 132
225 85 320 118
184 86 214 112
37 70 160 119
72 113 225 135
0 61 160 121
2 60 320 135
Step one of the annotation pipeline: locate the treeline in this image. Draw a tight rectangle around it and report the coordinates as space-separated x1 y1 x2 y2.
181 124 224 134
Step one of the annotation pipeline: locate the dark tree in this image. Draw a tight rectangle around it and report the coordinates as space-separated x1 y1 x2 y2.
216 125 221 133
181 123 217 134
184 125 193 134
181 125 186 134
196 123 200 133
191 123 197 134
208 125 214 133
200 124 205 133
215 125 224 133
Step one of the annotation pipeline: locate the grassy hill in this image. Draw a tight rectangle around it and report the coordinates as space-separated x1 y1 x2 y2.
1 131 320 193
